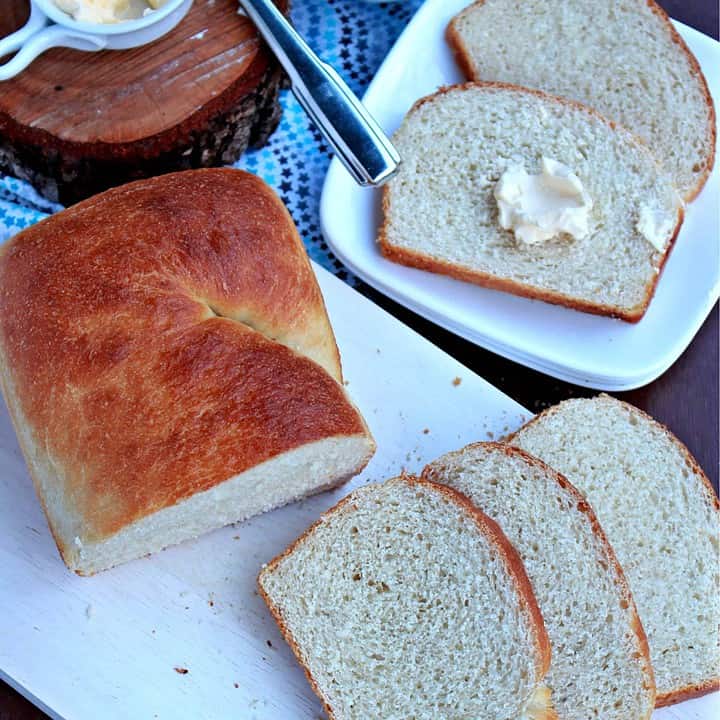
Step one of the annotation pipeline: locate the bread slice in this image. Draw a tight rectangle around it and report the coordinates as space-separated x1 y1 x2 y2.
509 395 720 706
423 442 656 720
0 169 375 575
447 0 716 202
379 83 683 322
258 474 557 720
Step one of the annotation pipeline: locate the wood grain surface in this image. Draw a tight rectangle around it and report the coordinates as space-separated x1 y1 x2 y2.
0 0 717 717
0 0 268 144
0 0 286 204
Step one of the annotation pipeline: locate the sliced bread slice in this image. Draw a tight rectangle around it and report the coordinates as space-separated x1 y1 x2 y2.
447 0 716 201
379 83 683 322
423 442 656 720
258 474 557 720
509 395 720 706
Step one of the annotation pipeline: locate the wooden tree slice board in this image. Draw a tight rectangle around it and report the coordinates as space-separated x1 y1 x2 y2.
0 0 286 204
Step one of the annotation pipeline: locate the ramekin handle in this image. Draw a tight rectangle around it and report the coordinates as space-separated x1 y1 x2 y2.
0 12 107 81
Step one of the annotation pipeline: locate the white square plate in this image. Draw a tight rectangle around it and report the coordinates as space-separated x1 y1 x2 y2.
320 0 720 390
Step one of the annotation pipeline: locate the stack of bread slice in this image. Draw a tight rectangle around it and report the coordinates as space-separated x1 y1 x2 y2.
380 0 716 321
423 442 656 720
509 395 720 706
259 396 718 719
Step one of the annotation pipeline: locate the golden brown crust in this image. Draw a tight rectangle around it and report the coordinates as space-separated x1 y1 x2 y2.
0 363 73 570
405 80 622 129
445 17 480 81
0 169 370 548
446 0 716 202
380 239 645 322
379 81 684 323
508 394 719 510
655 678 720 707
525 684 559 720
258 474 554 719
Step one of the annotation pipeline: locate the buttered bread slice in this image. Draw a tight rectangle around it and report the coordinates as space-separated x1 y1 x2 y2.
448 0 715 201
379 83 683 321
259 475 557 720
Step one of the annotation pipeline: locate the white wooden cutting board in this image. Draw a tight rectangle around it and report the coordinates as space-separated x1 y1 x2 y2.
0 264 716 719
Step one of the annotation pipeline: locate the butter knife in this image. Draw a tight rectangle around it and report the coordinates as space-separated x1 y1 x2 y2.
238 0 401 187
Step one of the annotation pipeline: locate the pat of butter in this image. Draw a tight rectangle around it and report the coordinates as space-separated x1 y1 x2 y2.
54 0 165 23
637 205 675 252
494 157 593 245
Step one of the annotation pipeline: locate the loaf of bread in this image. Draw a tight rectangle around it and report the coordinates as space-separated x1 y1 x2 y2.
0 169 375 575
258 475 557 720
423 442 656 720
447 0 716 201
379 83 683 321
509 395 720 706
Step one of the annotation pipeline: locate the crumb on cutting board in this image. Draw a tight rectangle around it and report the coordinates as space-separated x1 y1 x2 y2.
452 376 462 386
174 667 189 675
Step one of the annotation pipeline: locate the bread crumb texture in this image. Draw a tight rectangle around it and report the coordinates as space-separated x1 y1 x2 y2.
424 442 656 720
449 0 715 200
381 83 682 320
259 476 552 720
511 396 720 702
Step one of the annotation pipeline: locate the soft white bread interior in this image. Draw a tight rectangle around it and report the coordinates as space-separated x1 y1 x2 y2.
0 169 375 575
259 474 557 720
447 0 716 201
45 437 373 576
423 442 656 720
509 395 720 706
379 83 683 322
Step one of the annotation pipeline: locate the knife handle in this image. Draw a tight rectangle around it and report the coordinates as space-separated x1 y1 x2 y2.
238 0 401 187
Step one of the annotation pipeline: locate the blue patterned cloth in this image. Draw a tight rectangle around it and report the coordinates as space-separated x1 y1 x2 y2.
0 0 423 282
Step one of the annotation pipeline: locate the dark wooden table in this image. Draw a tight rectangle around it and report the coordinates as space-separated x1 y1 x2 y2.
1 0 717 717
